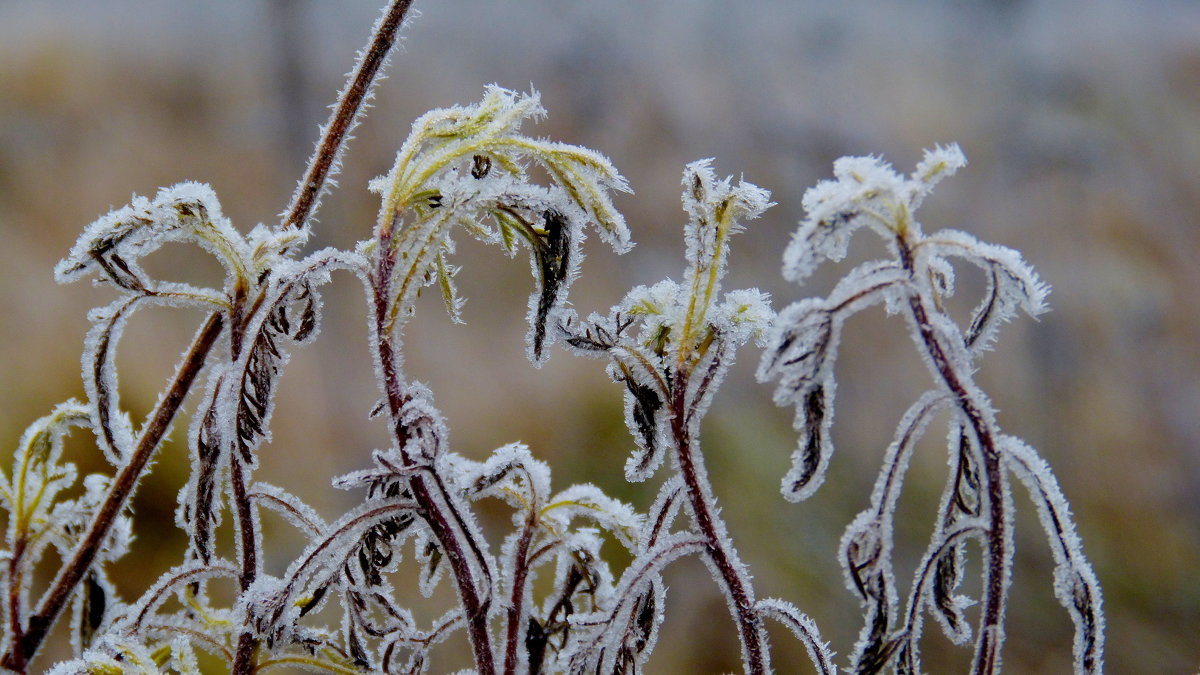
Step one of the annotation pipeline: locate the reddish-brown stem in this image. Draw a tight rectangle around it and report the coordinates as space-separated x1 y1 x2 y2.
895 236 1008 675
372 244 497 675
232 634 257 675
281 0 415 231
1 313 225 672
230 453 261 675
670 371 768 675
5 538 27 670
503 508 539 675
231 2 413 668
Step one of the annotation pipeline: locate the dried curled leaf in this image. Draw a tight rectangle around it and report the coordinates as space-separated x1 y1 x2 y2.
616 356 670 482
760 263 907 502
247 497 420 648
783 384 833 501
567 533 704 674
919 229 1050 353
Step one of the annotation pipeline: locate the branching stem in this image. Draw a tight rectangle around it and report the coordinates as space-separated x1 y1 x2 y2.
0 3 416 670
372 242 497 675
896 235 1008 675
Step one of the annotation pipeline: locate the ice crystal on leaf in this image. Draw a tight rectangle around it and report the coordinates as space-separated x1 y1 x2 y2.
783 145 964 285
562 162 774 482
55 182 260 294
1001 436 1104 673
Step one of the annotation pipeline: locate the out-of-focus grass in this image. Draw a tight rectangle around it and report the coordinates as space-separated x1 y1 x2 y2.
1 0 1198 671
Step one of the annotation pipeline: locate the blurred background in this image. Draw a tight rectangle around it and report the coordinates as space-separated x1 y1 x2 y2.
2 0 1198 671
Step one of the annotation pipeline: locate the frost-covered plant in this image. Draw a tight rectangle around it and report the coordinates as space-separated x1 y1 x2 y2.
0 1 1103 674
759 147 1104 673
558 162 831 674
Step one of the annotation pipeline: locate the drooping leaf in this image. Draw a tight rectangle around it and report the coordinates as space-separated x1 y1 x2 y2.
920 229 1050 352
780 382 834 502
56 182 252 293
1003 436 1104 674
756 598 837 675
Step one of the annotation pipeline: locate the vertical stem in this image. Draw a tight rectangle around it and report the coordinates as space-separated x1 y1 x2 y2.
230 453 261 675
896 237 1007 675
230 457 260 591
1 313 225 672
503 511 538 675
232 2 415 669
4 539 27 673
670 374 768 675
372 248 496 675
0 1 415 671
232 633 258 675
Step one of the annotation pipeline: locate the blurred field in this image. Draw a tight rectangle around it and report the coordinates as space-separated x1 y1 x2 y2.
2 0 1199 671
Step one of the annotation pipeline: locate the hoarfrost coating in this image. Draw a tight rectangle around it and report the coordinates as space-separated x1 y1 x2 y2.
2 0 1105 668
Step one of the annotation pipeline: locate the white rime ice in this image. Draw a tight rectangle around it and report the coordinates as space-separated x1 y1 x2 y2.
248 482 328 537
781 145 965 285
557 161 784 674
756 598 838 675
757 262 909 502
918 229 1051 353
56 182 256 292
59 185 266 468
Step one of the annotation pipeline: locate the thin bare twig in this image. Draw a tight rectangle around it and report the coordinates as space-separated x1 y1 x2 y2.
282 0 415 231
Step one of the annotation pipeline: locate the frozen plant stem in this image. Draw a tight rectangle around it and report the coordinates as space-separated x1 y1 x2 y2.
371 236 497 674
890 234 1008 672
761 147 1103 673
501 501 537 675
282 0 415 231
230 453 262 674
233 2 416 671
670 376 767 675
354 82 633 673
559 161 778 673
2 1 1104 668
895 236 1007 674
